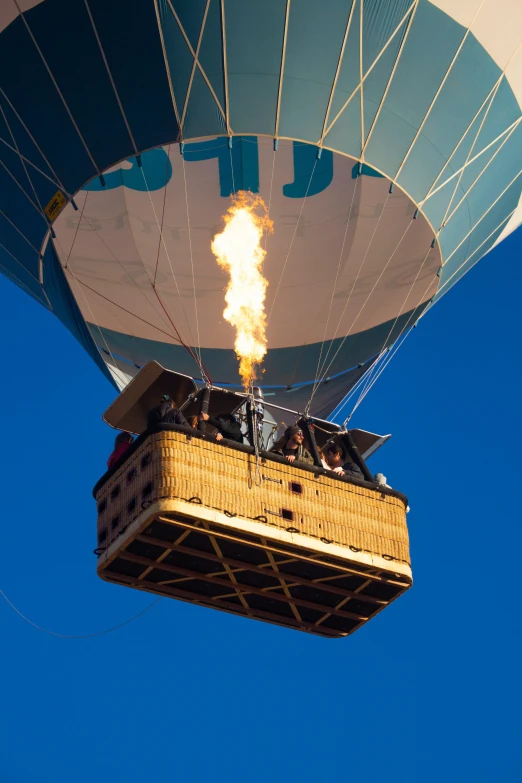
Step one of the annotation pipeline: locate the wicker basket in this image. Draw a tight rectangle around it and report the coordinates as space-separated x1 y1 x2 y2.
94 428 412 638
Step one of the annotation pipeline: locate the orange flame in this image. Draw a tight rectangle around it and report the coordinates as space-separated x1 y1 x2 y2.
211 191 273 389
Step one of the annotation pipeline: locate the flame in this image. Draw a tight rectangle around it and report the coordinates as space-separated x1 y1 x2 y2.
211 190 273 389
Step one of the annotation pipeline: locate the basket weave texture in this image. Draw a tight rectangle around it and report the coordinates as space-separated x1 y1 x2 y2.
96 431 410 566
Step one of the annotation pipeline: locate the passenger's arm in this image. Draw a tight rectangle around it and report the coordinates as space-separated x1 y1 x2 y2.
175 409 189 427
344 463 363 479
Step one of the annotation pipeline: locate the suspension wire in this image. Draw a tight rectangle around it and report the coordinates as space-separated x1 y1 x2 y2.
74 282 144 370
345 269 440 422
64 189 90 269
67 266 123 375
228 138 236 195
153 143 172 286
267 156 318 326
312 191 393 388
68 273 182 345
0 587 161 639
139 162 210 382
316 208 413 392
63 195 125 373
345 347 389 414
347 321 415 420
349 241 434 415
75 187 190 348
264 144 277 249
306 175 360 412
352 331 412 415
305 190 394 413
181 150 206 379
139 162 194 342
74 199 178 338
328 353 384 421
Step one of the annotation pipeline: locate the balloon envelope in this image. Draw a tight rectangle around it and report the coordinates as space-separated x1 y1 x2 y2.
0 0 520 418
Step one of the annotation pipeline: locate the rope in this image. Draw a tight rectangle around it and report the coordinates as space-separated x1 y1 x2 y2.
347 240 434 416
228 138 236 195
64 208 142 373
62 192 124 372
181 151 205 376
345 348 388 415
0 587 161 639
314 192 392 387
264 146 277 249
140 161 210 381
139 162 192 340
267 156 318 326
76 204 177 338
153 143 172 286
306 175 360 412
347 325 413 420
305 191 393 412
328 353 382 421
343 268 439 422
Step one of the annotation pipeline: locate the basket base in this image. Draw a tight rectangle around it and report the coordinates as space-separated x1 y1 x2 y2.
97 499 411 638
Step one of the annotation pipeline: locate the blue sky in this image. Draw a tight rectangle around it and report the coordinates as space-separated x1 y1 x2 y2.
0 229 521 783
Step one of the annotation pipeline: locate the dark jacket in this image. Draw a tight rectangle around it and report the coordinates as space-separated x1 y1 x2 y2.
270 444 314 465
147 402 189 430
342 461 364 480
208 415 244 443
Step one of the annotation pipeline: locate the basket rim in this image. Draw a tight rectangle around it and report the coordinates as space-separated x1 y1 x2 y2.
94 424 408 507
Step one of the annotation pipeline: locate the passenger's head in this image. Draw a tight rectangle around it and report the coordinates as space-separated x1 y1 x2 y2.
325 442 344 466
115 431 133 448
161 394 175 409
284 425 305 447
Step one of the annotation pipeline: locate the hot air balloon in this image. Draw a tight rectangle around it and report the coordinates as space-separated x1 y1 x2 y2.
1 0 520 636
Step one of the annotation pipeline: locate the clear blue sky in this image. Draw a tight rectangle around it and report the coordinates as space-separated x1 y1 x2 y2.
1 229 521 783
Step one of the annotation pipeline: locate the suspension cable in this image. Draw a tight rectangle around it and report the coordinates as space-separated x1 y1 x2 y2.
347 241 435 415
61 193 124 372
305 191 394 413
139 160 211 382
312 191 393 389
306 175 360 412
76 200 178 338
267 156 318 326
181 150 205 376
344 270 440 422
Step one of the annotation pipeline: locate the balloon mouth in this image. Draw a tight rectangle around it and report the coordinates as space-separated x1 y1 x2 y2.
53 137 441 400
